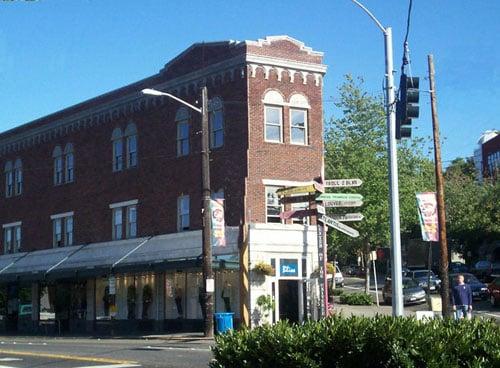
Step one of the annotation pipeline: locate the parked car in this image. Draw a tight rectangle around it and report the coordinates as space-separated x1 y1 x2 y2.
18 304 32 317
345 264 361 276
450 262 469 274
328 265 345 287
385 267 411 281
449 273 489 300
472 260 500 282
382 277 426 305
487 277 500 307
407 269 441 293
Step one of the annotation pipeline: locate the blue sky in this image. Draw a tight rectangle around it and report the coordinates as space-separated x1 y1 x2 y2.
0 0 498 163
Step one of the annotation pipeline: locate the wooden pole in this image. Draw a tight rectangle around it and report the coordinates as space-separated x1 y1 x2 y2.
428 54 450 317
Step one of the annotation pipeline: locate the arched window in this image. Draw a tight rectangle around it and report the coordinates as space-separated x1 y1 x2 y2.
209 97 224 148
13 158 22 195
4 161 13 198
289 93 310 145
64 143 74 183
263 90 285 143
176 107 190 157
111 127 123 171
52 146 63 185
124 123 138 168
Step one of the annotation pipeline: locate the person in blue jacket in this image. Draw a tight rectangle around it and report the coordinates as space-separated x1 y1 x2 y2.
451 274 473 320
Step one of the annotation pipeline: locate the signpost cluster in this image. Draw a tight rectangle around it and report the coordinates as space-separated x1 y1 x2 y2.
277 178 364 318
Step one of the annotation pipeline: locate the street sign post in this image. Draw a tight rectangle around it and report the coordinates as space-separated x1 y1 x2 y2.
276 182 324 196
331 213 364 222
321 200 363 208
324 179 363 188
279 208 317 220
316 193 363 201
318 215 360 238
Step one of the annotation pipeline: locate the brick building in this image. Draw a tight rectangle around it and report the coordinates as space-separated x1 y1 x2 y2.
0 35 326 334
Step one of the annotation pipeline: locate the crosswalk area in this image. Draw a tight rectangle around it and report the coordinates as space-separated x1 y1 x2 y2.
0 355 141 368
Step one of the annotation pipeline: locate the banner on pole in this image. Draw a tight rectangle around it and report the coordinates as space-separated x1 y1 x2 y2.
416 192 439 242
210 199 226 247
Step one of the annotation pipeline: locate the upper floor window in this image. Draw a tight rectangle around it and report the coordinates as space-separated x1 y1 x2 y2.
111 127 124 171
124 123 138 168
177 195 190 231
110 200 138 240
3 222 21 254
289 94 310 145
176 107 190 157
64 144 74 183
209 97 224 148
265 187 282 223
263 90 285 143
53 146 63 185
4 161 13 198
51 212 74 247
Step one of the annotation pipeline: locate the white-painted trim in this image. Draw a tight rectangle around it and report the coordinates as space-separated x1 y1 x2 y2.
2 221 21 229
262 179 315 187
264 105 283 143
50 211 74 220
289 108 309 146
246 54 327 74
245 35 324 57
109 199 138 209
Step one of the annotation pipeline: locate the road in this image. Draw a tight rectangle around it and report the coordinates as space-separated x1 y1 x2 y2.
0 337 212 368
340 276 500 321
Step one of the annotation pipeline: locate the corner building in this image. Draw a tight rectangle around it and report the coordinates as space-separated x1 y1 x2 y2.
0 35 326 334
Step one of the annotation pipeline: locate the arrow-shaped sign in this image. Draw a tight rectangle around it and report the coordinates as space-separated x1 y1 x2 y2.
318 215 360 238
316 193 363 201
324 179 363 188
279 194 315 204
276 182 324 196
279 208 317 220
321 200 363 208
331 213 364 222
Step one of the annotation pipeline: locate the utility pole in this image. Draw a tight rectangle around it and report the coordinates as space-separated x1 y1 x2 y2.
201 86 214 335
427 54 450 317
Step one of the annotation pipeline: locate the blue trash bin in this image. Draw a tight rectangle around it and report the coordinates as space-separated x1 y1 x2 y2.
214 312 234 334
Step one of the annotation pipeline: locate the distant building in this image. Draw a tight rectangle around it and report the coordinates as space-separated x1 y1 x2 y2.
473 130 499 182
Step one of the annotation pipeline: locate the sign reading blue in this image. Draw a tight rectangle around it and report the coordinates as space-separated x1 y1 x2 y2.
280 259 298 277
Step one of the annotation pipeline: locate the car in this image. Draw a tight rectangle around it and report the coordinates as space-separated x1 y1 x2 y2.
385 267 411 281
18 304 32 317
487 277 500 307
407 269 441 293
449 273 489 300
328 265 345 287
450 262 469 274
345 264 361 276
382 277 426 305
472 260 500 282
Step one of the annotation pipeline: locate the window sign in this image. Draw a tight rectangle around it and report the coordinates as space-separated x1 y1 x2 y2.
280 259 298 277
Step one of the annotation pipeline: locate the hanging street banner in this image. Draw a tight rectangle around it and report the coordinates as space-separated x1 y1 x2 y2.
276 181 324 196
279 208 317 220
321 200 363 208
210 199 226 247
316 193 363 201
331 213 364 222
318 214 360 238
324 179 363 188
279 194 315 204
416 192 439 242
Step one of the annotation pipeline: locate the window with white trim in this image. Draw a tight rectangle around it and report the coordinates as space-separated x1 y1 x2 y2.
52 146 63 185
3 223 21 254
14 159 23 195
125 123 138 168
177 195 190 231
209 97 224 148
290 109 308 145
176 107 190 157
126 205 137 238
112 207 123 240
264 106 283 143
52 213 73 247
291 198 309 225
110 201 138 240
4 161 13 198
64 144 74 183
111 127 124 172
265 187 282 223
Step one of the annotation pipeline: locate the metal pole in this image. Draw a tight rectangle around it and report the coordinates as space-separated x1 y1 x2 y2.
384 28 404 316
373 253 379 307
427 242 432 295
427 54 450 317
201 86 214 336
322 224 329 315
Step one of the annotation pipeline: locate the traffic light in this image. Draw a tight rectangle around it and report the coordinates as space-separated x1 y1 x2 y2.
396 74 419 139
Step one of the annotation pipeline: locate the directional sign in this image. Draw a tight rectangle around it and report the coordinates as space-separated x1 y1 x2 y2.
331 213 364 222
276 182 324 196
318 215 360 238
279 194 315 204
316 193 363 201
322 200 363 208
324 179 363 188
316 204 326 215
279 208 317 220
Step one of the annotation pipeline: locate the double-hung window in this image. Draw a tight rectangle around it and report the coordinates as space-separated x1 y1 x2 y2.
177 195 190 231
3 222 21 253
13 159 22 195
125 123 138 168
5 160 23 197
264 106 283 143
112 128 124 172
110 200 138 240
54 156 63 185
290 109 308 145
265 187 282 223
209 97 224 148
51 212 73 247
4 161 13 198
64 144 74 183
176 107 190 157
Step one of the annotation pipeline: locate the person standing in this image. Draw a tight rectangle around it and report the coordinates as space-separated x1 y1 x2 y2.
451 274 473 320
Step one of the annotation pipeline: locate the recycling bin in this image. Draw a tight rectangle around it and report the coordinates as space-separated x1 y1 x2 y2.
214 312 234 334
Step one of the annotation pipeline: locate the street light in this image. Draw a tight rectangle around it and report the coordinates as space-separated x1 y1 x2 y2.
142 86 214 336
351 0 404 316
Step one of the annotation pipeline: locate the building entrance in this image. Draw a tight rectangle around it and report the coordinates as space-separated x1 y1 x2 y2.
278 280 299 322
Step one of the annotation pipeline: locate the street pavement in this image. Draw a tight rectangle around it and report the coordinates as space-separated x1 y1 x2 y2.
339 276 500 322
0 336 213 368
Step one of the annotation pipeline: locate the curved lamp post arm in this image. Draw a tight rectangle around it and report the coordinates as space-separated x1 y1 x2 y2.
141 88 202 114
351 0 386 34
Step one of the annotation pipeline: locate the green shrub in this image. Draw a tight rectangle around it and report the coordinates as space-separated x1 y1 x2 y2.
331 288 344 296
339 292 372 305
210 316 500 368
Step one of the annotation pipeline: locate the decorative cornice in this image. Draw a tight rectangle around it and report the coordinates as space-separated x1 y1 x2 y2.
245 35 324 57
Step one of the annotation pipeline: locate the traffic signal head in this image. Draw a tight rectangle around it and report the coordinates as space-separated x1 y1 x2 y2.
396 74 419 140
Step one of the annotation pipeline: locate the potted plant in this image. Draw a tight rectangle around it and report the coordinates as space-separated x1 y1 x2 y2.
252 262 275 276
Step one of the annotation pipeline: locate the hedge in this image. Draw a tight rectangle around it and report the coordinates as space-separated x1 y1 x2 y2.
210 315 500 368
339 292 372 305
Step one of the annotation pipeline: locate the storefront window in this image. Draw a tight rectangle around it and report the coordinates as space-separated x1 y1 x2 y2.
186 272 202 319
215 270 239 317
165 272 186 319
39 285 56 321
96 278 111 320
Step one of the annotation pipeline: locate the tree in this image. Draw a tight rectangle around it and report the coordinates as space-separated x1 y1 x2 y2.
324 76 435 292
